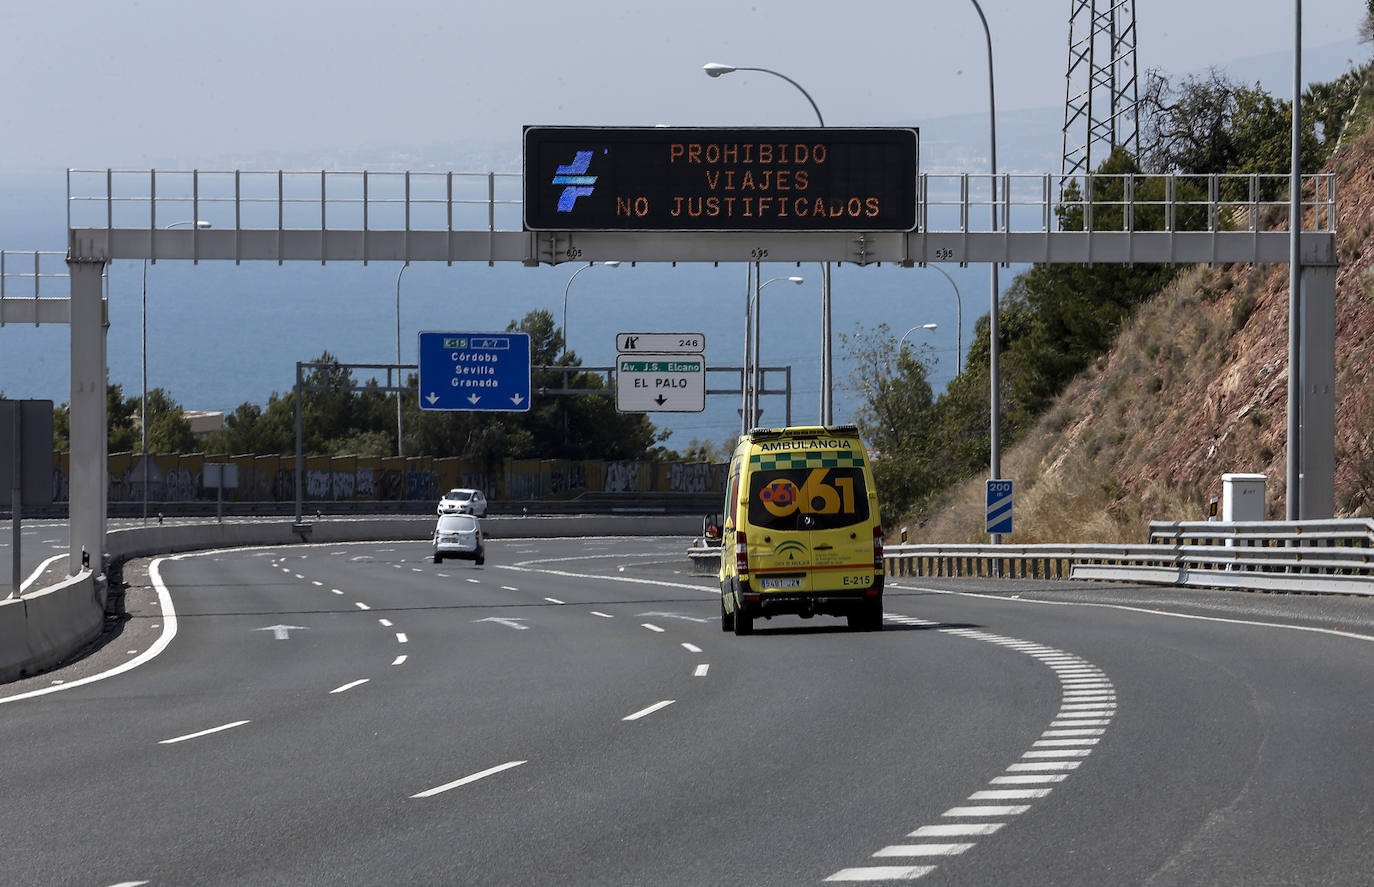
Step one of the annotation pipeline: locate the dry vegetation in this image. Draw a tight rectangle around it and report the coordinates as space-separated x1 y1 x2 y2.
910 130 1374 544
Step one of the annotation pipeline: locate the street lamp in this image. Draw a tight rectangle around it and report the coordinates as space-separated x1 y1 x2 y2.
561 261 620 361
141 219 209 523
897 323 938 352
925 265 963 375
395 261 409 458
969 0 1002 541
751 273 805 427
704 62 834 425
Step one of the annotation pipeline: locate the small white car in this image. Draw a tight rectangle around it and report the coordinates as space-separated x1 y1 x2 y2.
437 488 488 517
433 513 485 565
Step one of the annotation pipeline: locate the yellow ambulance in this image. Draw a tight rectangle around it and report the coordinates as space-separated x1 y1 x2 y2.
715 425 884 634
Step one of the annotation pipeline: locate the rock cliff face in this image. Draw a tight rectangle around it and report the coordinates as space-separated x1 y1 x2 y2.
917 130 1374 543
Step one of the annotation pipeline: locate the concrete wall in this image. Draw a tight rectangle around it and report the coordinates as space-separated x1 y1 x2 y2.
3 514 699 684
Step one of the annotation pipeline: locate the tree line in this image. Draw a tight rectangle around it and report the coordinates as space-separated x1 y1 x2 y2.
47 309 718 469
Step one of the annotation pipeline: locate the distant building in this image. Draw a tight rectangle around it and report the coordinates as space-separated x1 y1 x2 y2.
183 411 224 438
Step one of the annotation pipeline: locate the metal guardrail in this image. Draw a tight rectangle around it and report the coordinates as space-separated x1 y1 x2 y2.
686 520 1374 595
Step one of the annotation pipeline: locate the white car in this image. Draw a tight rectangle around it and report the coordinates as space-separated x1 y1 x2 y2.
433 513 485 565
437 488 487 517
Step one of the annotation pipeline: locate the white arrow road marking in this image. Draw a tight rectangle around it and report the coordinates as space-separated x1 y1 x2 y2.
257 625 308 640
159 720 251 745
640 611 710 624
474 617 529 630
623 700 675 721
412 760 526 799
330 679 370 694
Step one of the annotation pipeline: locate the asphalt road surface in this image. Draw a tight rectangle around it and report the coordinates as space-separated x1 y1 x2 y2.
3 535 1374 886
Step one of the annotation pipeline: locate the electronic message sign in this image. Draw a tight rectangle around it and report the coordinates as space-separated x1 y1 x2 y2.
524 126 918 232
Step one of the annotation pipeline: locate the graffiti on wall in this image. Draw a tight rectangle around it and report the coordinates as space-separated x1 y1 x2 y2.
603 461 642 493
666 462 726 493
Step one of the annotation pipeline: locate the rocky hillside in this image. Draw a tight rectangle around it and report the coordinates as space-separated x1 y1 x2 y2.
915 129 1374 544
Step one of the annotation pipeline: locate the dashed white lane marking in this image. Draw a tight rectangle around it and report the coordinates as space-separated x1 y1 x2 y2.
311 580 323 587
106 881 151 887
544 597 565 604
158 720 251 745
622 700 675 721
825 614 1116 882
330 679 369 694
502 586 519 591
682 642 703 653
396 633 409 643
411 760 527 799
642 623 665 633
331 588 344 595
591 611 614 619
694 664 710 677
379 618 393 627
392 655 408 666
355 602 371 611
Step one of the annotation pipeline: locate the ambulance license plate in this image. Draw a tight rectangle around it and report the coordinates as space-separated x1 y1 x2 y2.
761 577 803 589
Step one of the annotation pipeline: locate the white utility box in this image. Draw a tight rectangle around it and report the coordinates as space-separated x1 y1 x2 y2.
1221 473 1267 522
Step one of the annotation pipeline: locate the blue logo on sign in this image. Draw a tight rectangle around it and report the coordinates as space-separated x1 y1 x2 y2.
552 150 597 212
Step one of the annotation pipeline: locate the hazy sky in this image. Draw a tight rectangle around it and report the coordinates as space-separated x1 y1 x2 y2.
3 0 1368 172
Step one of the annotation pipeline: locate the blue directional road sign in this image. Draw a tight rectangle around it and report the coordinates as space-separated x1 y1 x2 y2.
417 331 531 412
986 479 1013 535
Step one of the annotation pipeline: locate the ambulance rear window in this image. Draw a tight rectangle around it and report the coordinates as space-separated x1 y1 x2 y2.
746 466 870 531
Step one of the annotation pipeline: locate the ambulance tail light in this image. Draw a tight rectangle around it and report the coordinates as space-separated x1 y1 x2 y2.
873 525 884 572
736 531 750 577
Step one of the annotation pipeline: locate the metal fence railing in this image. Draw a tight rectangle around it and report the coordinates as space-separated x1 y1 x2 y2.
687 520 1374 596
68 169 1338 236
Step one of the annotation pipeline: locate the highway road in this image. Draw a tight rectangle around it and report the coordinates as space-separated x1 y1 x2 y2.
3 534 1374 885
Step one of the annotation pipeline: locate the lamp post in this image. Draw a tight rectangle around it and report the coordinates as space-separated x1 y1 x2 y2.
704 62 833 425
752 273 805 427
969 0 1002 541
141 219 209 523
925 265 963 374
395 261 409 458
561 261 620 360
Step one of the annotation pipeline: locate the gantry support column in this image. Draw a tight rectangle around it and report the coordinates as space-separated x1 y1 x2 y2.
67 258 107 576
1298 263 1336 519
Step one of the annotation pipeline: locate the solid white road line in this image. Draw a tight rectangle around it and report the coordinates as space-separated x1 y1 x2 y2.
411 760 527 799
1 556 180 705
622 700 675 721
330 679 369 694
158 720 251 745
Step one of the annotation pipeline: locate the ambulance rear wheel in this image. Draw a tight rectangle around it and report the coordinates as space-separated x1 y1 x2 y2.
732 595 754 636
